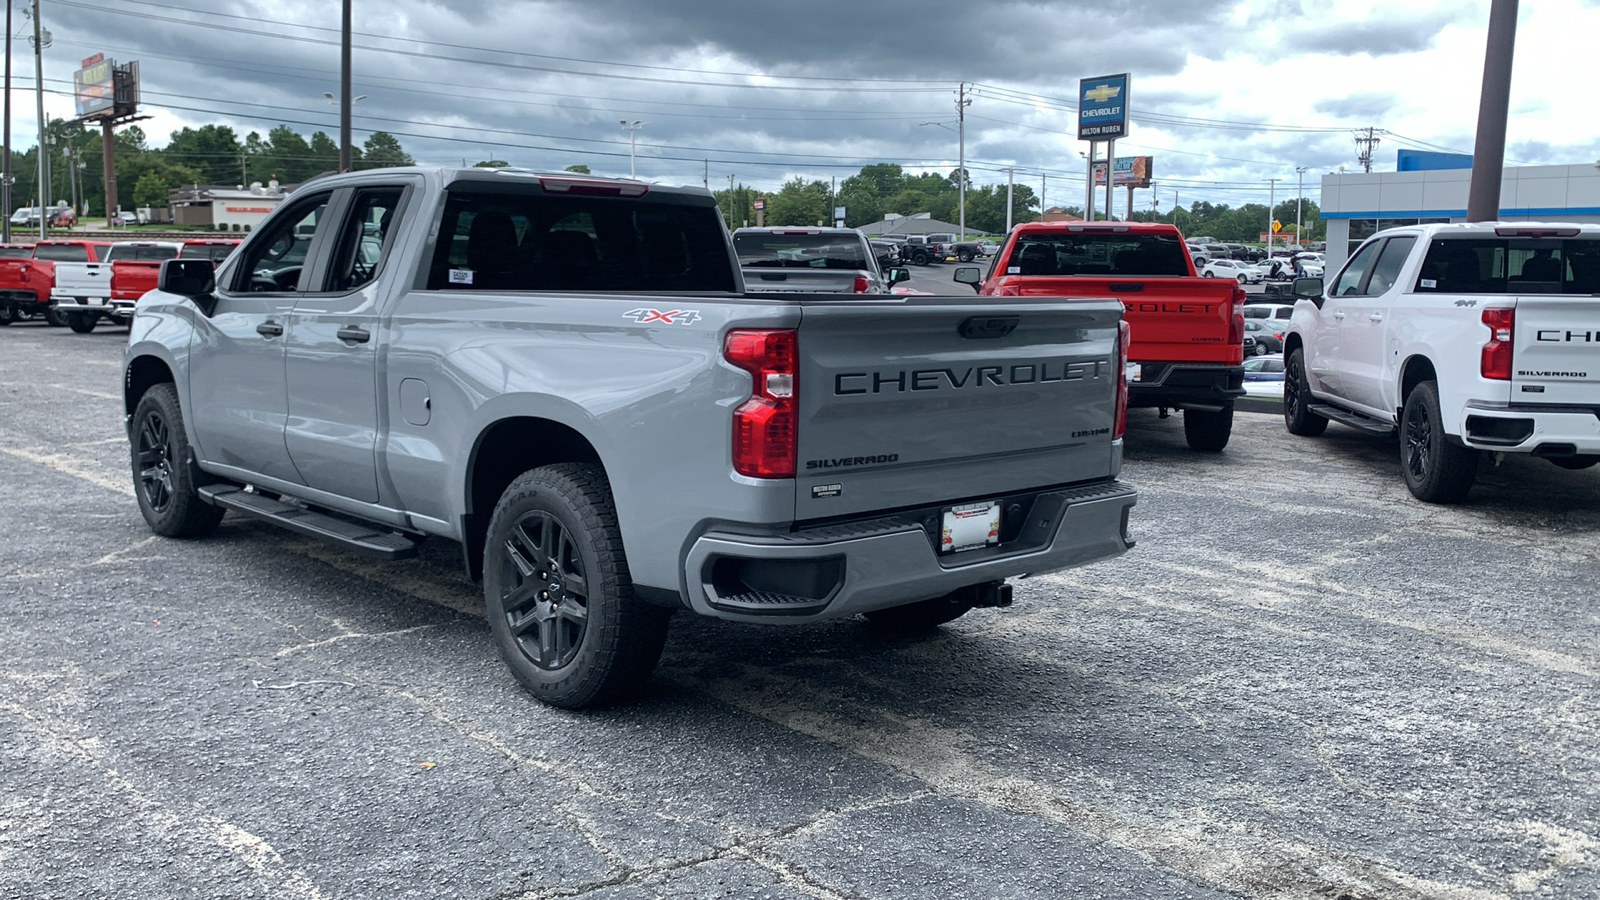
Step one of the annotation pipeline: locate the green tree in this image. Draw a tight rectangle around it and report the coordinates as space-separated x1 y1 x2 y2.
164 124 241 185
473 160 512 168
257 125 312 182
359 132 413 170
308 131 342 174
765 177 830 226
131 162 203 208
563 164 590 174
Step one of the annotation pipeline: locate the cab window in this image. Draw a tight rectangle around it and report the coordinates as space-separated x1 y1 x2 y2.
1330 239 1384 296
324 188 404 292
232 193 331 293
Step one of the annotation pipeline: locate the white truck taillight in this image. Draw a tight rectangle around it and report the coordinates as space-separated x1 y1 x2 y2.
1481 307 1515 380
725 329 798 478
1114 319 1131 439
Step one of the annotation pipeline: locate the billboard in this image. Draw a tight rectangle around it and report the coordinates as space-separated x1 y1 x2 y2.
74 56 115 118
1077 73 1129 140
1093 156 1154 188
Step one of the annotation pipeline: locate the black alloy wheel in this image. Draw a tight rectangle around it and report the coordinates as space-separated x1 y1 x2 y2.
1283 348 1328 436
42 305 67 327
0 303 13 326
67 312 97 333
137 406 177 516
1400 381 1477 503
131 383 225 537
499 509 591 671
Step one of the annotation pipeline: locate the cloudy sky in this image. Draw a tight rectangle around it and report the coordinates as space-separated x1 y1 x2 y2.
27 0 1600 211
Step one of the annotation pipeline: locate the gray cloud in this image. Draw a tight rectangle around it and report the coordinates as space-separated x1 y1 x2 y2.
1313 92 1398 120
1282 10 1463 56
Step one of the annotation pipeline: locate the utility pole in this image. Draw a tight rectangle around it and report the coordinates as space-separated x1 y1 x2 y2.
1039 173 1046 223
32 0 46 239
619 120 642 178
702 158 707 191
339 0 352 172
3 0 12 245
1267 177 1279 253
726 173 733 227
1084 151 1095 221
1295 166 1308 246
1354 126 1382 174
956 82 970 239
1467 0 1518 222
241 150 247 186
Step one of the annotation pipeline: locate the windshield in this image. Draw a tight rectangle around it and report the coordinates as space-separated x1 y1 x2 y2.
111 245 180 262
733 232 868 269
1007 232 1190 277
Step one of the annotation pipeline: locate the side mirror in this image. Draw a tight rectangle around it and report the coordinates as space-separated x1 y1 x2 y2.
160 258 218 315
1292 277 1324 306
953 265 983 293
887 267 911 285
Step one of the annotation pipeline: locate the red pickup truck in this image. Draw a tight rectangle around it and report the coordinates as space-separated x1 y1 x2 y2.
111 238 239 301
955 222 1246 450
0 240 114 327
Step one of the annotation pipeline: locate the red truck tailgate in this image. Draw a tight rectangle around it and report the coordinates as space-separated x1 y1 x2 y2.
986 275 1242 364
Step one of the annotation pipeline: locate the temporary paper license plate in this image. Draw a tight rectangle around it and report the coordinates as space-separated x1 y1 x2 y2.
1126 362 1142 382
941 501 1001 554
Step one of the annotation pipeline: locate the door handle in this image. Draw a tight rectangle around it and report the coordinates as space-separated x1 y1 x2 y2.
336 325 371 344
1331 311 1345 320
1369 313 1384 322
256 321 283 337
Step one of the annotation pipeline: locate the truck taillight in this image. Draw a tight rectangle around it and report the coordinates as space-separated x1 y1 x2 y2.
851 275 869 293
1481 307 1514 380
1228 287 1246 363
725 329 798 478
1113 319 1130 439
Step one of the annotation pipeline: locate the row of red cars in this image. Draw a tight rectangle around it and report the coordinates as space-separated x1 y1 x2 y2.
0 237 239 331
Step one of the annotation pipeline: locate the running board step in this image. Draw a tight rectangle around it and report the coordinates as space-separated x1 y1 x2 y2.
199 485 419 559
1307 403 1397 436
706 590 831 617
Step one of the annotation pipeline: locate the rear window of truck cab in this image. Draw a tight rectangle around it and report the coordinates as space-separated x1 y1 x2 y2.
426 184 737 293
32 244 93 262
1415 236 1600 294
1006 232 1189 277
732 232 869 269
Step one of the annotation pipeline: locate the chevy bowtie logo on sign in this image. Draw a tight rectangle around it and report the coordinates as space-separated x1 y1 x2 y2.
1078 73 1130 141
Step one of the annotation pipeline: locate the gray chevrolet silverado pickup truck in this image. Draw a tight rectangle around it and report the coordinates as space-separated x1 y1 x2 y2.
123 166 1138 708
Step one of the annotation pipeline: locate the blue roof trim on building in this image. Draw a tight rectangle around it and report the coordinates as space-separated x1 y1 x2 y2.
1323 207 1600 219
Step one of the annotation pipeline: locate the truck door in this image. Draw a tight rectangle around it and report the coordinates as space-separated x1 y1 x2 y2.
1340 235 1416 415
1315 238 1385 401
283 184 409 504
188 191 334 484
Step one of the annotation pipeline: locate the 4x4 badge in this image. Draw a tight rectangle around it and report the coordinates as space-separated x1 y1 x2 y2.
623 308 700 325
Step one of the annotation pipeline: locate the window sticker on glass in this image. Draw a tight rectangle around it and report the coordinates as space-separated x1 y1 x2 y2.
449 269 474 285
1420 278 1437 288
1007 266 1020 274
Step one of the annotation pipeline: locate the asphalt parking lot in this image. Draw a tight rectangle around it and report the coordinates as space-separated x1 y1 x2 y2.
3 320 1598 899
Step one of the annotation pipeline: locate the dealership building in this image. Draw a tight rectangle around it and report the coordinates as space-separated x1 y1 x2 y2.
1320 151 1600 270
167 181 289 230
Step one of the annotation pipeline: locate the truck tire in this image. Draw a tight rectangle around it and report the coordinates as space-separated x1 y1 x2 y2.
1283 348 1328 436
1548 456 1599 471
131 383 226 538
42 305 67 327
1400 381 1478 503
912 250 930 266
1183 406 1233 452
67 313 97 334
864 590 973 630
957 250 974 262
0 304 13 326
483 463 671 709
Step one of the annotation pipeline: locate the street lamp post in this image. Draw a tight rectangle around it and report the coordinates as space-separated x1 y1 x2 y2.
323 91 366 170
620 120 643 178
1295 166 1309 247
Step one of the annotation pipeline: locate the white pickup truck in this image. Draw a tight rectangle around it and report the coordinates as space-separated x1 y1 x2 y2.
51 241 180 331
1282 222 1600 502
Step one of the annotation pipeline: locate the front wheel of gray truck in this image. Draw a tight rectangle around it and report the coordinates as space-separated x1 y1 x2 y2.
483 463 672 709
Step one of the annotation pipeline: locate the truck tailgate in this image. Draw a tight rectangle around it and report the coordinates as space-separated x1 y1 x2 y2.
793 295 1122 520
745 268 862 293
1511 295 1600 404
996 276 1239 363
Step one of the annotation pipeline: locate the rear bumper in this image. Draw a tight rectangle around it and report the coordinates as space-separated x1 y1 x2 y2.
1458 404 1600 454
1128 361 1246 409
0 289 40 308
51 296 131 317
681 481 1137 624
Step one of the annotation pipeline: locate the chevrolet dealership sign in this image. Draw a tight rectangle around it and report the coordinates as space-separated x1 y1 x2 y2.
1077 73 1129 141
